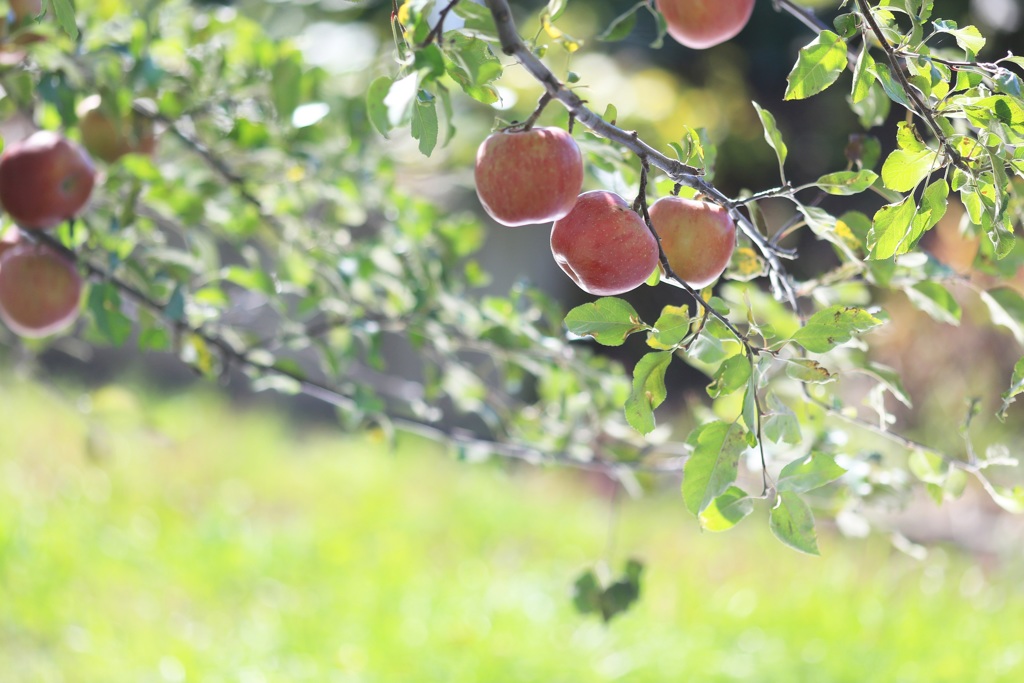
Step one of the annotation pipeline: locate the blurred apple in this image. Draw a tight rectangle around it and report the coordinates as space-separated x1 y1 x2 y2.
656 0 756 49
649 196 735 288
77 95 157 163
0 241 83 338
0 131 96 230
551 190 660 295
474 127 583 227
9 0 41 21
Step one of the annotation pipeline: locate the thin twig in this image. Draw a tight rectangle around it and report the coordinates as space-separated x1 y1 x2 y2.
21 227 691 477
854 0 971 175
418 0 463 47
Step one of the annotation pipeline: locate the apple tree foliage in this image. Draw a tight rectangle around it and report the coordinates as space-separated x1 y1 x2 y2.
3 0 1024 618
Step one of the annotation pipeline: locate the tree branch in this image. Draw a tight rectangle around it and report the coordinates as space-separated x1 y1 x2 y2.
22 226 689 479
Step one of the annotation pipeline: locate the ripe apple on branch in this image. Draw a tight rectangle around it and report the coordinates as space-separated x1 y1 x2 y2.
0 130 94 338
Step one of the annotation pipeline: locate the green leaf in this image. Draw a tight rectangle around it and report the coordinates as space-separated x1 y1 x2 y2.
707 354 752 398
880 149 935 193
871 62 911 107
572 570 602 615
443 34 502 104
867 195 917 260
905 281 961 326
164 286 186 322
452 1 500 40
698 486 753 532
909 449 954 486
785 358 835 384
932 20 986 55
881 143 937 192
980 287 1024 345
384 72 419 128
647 304 691 349
778 452 847 493
366 76 393 138
860 361 913 407
784 30 848 101
851 48 876 104
791 306 883 353
565 298 647 346
625 352 673 435
222 266 276 295
87 283 133 347
850 80 892 129
411 92 439 156
682 421 746 515
998 356 1024 420
987 485 1024 513
796 204 837 238
647 2 668 48
50 0 79 39
833 12 859 38
546 0 568 22
964 96 1024 128
763 395 801 445
816 170 879 195
271 56 303 118
770 491 820 555
907 178 949 247
751 101 787 181
598 2 643 41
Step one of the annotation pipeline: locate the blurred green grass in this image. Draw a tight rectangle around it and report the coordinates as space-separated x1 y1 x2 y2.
1 375 1023 682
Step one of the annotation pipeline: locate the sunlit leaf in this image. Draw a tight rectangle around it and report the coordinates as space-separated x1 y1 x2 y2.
770 491 820 555
980 287 1024 345
682 421 746 515
698 486 753 532
625 351 673 434
565 298 648 346
998 356 1024 420
778 452 846 493
816 170 879 195
647 304 691 349
905 281 961 326
791 306 883 353
752 101 787 180
707 354 752 398
784 30 848 100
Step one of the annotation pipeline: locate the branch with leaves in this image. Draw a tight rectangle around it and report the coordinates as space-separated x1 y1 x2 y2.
5 0 1024 594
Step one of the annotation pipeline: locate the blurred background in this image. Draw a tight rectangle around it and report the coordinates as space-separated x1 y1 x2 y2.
4 0 1024 680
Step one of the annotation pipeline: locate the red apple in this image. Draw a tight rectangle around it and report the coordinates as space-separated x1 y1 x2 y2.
648 196 736 289
77 95 157 163
656 0 755 50
0 131 96 230
550 190 660 296
0 241 83 338
474 126 583 227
